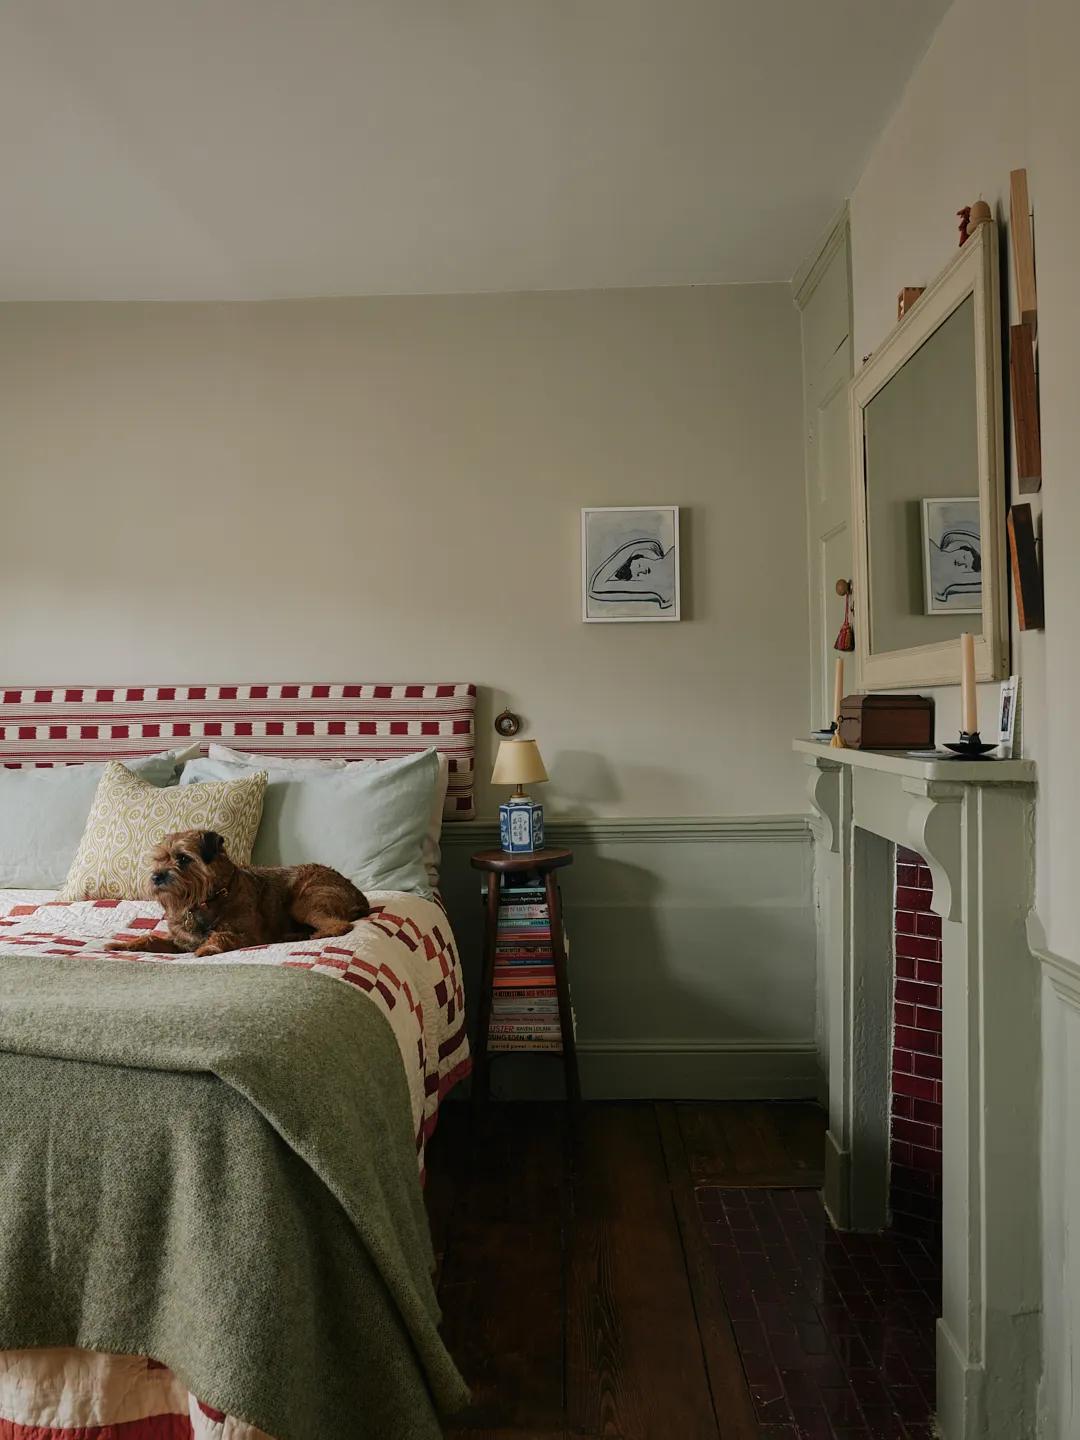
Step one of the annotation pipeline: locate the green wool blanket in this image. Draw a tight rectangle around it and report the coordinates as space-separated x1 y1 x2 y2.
0 954 469 1440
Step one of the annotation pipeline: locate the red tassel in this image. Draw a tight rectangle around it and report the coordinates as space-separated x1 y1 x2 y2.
834 590 855 652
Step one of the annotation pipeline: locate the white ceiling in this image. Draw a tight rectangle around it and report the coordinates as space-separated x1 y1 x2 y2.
0 0 950 300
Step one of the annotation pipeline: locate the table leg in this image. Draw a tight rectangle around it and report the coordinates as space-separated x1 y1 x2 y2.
545 871 581 1104
473 869 500 1105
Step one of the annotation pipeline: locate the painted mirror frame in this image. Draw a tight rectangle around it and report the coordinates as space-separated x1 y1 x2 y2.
849 222 1008 689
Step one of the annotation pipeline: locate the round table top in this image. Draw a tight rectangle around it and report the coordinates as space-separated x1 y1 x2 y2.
469 846 573 873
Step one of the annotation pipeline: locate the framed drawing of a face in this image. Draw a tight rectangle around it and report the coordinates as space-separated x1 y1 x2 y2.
920 497 982 615
581 506 681 623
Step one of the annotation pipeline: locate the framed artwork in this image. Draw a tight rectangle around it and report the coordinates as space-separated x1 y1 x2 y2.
581 506 680 623
997 675 1019 757
920 497 982 614
1007 502 1044 630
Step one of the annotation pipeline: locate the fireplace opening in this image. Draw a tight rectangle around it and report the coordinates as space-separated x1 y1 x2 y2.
891 846 944 1254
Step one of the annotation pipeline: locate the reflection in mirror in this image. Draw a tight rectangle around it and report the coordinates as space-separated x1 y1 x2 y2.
863 293 979 656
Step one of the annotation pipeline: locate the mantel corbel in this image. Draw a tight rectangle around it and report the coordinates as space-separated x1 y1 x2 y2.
901 777 964 922
804 754 842 853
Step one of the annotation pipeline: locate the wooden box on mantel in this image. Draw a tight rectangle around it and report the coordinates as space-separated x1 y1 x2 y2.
838 693 933 750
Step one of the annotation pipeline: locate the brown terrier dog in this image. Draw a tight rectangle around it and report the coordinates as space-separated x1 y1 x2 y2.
105 829 369 957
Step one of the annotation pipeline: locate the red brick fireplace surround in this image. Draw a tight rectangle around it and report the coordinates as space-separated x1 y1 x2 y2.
892 848 943 1249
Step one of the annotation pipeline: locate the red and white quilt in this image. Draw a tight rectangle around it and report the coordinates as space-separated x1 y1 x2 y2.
0 888 471 1440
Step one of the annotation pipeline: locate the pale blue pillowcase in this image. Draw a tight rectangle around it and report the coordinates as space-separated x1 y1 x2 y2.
0 748 193 889
179 747 439 898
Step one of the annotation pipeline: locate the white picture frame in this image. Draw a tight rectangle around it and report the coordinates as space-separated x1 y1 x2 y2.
849 222 1007 689
998 674 1019 757
920 496 983 615
581 506 681 623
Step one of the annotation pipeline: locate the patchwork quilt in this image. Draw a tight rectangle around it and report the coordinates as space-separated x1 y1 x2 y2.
0 889 471 1440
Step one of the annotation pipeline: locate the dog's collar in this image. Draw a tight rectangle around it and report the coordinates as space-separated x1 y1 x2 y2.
205 873 236 906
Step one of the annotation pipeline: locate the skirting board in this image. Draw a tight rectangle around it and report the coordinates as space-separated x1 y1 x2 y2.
580 1039 820 1100
823 1128 849 1230
936 1316 985 1440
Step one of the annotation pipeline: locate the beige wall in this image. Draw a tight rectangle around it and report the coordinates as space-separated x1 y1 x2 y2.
851 0 1080 958
1027 0 1080 973
849 0 1035 768
0 285 807 819
850 2 1080 1432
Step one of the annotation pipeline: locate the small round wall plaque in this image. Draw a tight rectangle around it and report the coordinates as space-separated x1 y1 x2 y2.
494 709 521 737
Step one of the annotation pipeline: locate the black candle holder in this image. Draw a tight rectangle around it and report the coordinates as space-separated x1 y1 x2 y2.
944 730 997 759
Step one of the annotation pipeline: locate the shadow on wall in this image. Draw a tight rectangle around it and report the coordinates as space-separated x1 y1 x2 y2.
545 751 727 818
543 750 622 813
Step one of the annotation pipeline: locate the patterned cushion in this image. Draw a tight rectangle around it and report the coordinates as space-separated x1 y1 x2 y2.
59 762 267 902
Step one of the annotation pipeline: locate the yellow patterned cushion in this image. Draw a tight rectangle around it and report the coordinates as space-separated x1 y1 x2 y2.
59 761 268 902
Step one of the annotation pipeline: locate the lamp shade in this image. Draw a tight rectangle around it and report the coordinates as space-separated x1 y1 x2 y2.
491 738 548 788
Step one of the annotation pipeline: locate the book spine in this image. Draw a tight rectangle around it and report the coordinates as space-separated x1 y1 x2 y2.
492 987 558 998
489 1028 562 1038
488 1042 564 1052
491 1001 560 1009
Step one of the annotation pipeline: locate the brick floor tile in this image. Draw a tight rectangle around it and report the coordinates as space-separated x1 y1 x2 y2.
704 1186 938 1438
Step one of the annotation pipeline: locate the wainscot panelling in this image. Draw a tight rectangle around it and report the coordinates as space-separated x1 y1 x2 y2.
439 815 818 1101
1032 925 1080 1440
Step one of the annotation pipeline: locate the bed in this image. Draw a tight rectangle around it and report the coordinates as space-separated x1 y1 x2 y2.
0 682 475 1440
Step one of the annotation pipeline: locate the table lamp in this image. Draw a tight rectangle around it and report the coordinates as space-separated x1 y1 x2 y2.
492 738 548 854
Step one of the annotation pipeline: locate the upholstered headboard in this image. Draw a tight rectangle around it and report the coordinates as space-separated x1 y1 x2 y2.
0 682 477 821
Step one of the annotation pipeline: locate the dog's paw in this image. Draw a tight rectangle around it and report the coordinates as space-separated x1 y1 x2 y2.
193 940 230 957
310 920 353 939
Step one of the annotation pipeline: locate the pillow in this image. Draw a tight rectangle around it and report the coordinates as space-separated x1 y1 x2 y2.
0 744 202 890
208 744 347 772
181 747 439 897
204 745 450 886
60 761 267 902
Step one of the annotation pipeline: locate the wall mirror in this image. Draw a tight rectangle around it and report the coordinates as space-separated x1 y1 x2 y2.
850 222 1007 689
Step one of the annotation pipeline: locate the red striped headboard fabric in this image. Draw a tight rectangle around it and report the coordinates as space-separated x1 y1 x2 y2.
0 682 477 821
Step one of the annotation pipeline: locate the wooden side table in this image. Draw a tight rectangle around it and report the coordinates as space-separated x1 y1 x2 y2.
469 846 579 1104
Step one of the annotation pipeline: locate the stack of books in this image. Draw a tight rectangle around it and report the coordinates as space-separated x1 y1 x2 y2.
488 874 572 1052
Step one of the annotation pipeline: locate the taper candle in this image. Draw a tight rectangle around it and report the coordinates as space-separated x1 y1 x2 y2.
833 657 844 725
960 632 978 733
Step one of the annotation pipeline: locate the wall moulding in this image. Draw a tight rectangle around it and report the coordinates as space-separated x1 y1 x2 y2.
441 814 811 847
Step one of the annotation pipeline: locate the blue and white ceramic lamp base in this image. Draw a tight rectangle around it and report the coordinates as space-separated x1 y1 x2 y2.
499 798 545 854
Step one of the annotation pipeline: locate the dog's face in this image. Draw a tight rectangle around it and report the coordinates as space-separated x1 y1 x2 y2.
146 829 231 908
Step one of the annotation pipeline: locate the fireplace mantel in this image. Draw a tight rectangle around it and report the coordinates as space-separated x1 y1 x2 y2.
795 738 1039 1440
793 738 1035 785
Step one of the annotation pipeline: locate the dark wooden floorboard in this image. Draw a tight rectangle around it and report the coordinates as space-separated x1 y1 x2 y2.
436 1104 568 1432
678 1100 825 1188
432 1098 829 1438
426 1102 470 1291
655 1105 761 1440
444 1431 568 1440
766 1100 828 1183
565 1105 718 1440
